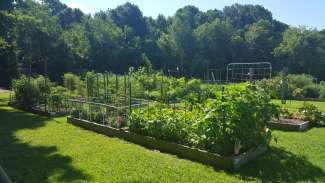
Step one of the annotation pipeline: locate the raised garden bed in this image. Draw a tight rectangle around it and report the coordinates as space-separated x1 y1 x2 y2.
67 116 268 171
269 118 310 131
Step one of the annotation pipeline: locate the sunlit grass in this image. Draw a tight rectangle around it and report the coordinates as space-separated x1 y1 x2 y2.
272 99 325 112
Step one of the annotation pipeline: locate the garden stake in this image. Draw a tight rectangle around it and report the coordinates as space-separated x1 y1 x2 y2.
129 80 132 113
96 74 99 98
115 74 118 106
124 74 127 106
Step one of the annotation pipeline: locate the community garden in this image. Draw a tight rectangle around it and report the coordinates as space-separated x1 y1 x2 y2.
2 1 325 182
1 70 325 182
3 67 325 174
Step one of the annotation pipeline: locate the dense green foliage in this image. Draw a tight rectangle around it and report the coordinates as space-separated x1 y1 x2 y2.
129 83 280 156
298 103 325 126
62 68 218 103
1 0 325 86
257 73 325 100
11 75 43 109
11 74 68 110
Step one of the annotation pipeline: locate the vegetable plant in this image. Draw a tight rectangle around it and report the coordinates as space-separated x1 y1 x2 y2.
128 83 281 156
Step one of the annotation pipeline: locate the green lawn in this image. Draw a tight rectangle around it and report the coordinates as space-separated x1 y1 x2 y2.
272 99 325 112
1 93 325 183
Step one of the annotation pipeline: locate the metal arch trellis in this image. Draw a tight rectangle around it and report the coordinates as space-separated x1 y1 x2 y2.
226 62 272 83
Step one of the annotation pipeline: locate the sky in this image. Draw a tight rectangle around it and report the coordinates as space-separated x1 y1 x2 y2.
60 0 325 30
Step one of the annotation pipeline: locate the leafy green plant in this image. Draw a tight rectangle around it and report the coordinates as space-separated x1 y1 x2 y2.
129 83 281 156
302 85 320 98
63 73 84 96
194 84 280 155
319 85 325 100
48 86 68 112
129 106 199 145
299 103 322 126
11 75 41 109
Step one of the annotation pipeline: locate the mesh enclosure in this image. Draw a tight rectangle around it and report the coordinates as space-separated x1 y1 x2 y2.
226 62 272 83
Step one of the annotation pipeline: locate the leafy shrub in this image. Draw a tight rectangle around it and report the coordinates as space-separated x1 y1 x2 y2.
63 73 84 96
319 85 325 99
11 75 41 109
256 78 281 99
298 103 322 125
48 86 68 111
288 74 314 89
292 88 304 99
302 85 320 98
257 74 323 100
194 84 280 155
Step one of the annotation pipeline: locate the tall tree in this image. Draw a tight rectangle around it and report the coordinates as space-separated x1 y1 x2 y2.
109 2 148 37
223 4 273 29
245 19 275 61
274 27 325 80
0 0 14 11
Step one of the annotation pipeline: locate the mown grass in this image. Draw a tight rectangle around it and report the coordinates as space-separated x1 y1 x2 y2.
272 99 325 112
1 92 325 182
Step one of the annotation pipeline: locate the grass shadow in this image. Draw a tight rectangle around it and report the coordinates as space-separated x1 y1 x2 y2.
237 147 325 182
0 104 91 182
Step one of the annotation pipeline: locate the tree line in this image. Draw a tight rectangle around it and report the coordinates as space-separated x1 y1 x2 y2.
1 0 325 86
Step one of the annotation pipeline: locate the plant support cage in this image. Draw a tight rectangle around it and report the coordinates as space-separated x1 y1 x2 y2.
226 62 272 83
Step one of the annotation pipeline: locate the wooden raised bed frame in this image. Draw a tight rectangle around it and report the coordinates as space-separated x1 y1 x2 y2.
67 116 267 171
269 119 310 131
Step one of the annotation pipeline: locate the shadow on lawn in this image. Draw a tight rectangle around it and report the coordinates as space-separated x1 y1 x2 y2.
0 107 91 182
237 147 325 182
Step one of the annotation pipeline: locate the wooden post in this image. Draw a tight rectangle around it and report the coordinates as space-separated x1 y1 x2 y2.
86 76 89 101
106 72 109 103
103 72 107 103
44 59 47 112
124 74 127 106
115 74 118 105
